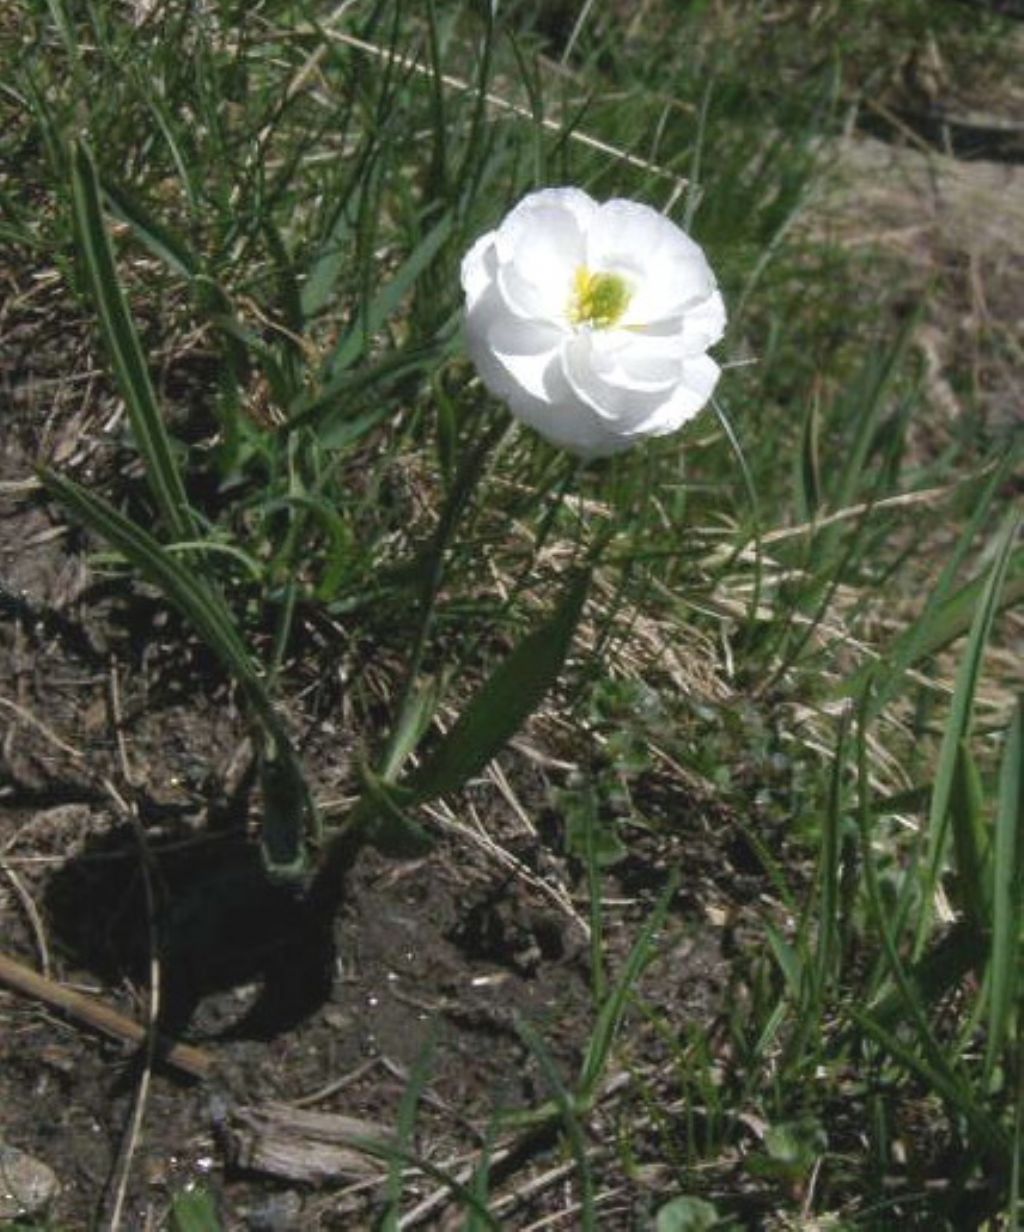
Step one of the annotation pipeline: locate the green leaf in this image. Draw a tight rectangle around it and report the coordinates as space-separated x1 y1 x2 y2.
764 1118 827 1166
853 1005 1008 1161
815 702 850 996
516 1017 597 1231
356 765 434 859
764 921 804 1001
322 213 454 376
433 369 458 490
287 337 456 442
379 679 443 785
300 183 361 319
41 471 316 875
259 735 315 876
832 317 915 513
100 176 198 279
406 570 591 804
986 699 1023 1080
578 871 678 1101
656 1196 721 1232
169 1186 222 1232
915 512 1021 956
748 1119 827 1184
868 922 986 1030
949 740 990 934
69 141 194 542
564 791 628 868
843 454 1022 709
794 389 821 523
868 560 1024 705
853 700 994 1134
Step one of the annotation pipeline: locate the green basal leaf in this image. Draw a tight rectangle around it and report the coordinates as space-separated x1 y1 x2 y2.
406 569 591 803
41 471 317 876
69 141 194 543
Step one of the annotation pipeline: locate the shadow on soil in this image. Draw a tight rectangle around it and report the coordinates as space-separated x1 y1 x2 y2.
44 827 336 1041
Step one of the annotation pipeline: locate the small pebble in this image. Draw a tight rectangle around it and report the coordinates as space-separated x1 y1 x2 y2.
246 1189 303 1230
0 1141 59 1221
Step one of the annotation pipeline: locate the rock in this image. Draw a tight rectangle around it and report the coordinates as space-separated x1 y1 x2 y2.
245 1190 303 1230
0 1141 59 1221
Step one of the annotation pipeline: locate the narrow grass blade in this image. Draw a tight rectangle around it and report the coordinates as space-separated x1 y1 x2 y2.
300 177 363 320
516 1017 597 1232
139 81 200 212
815 703 850 996
406 569 591 803
832 317 915 515
843 453 1020 709
852 1006 1008 1162
43 473 255 686
41 471 316 874
1012 1055 1024 1232
581 785 608 1005
462 1126 496 1232
352 764 433 859
319 1129 500 1229
794 387 822 524
379 679 443 784
100 177 198 279
986 699 1023 1081
709 394 762 635
579 872 679 1102
868 922 985 1030
854 696 994 1144
287 334 458 439
261 216 306 351
69 141 194 542
44 0 81 64
764 922 804 1003
321 213 454 378
949 740 990 935
381 1030 439 1231
914 512 1020 957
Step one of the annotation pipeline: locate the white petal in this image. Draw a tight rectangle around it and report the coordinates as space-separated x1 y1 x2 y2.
582 199 717 326
490 189 593 322
592 328 685 389
495 187 598 263
488 314 566 403
635 354 721 436
586 198 693 268
681 352 721 404
525 406 624 458
560 334 666 426
497 258 570 322
460 231 498 312
625 249 714 323
464 283 592 448
679 290 727 355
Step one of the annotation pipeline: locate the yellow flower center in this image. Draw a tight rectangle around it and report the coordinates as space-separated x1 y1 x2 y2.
569 267 631 329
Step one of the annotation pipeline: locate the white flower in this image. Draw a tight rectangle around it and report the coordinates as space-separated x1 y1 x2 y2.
461 187 726 459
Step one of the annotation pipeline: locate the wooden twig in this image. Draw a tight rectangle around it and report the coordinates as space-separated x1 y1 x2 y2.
0 950 213 1082
227 1102 390 1184
101 771 158 1232
0 857 50 976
